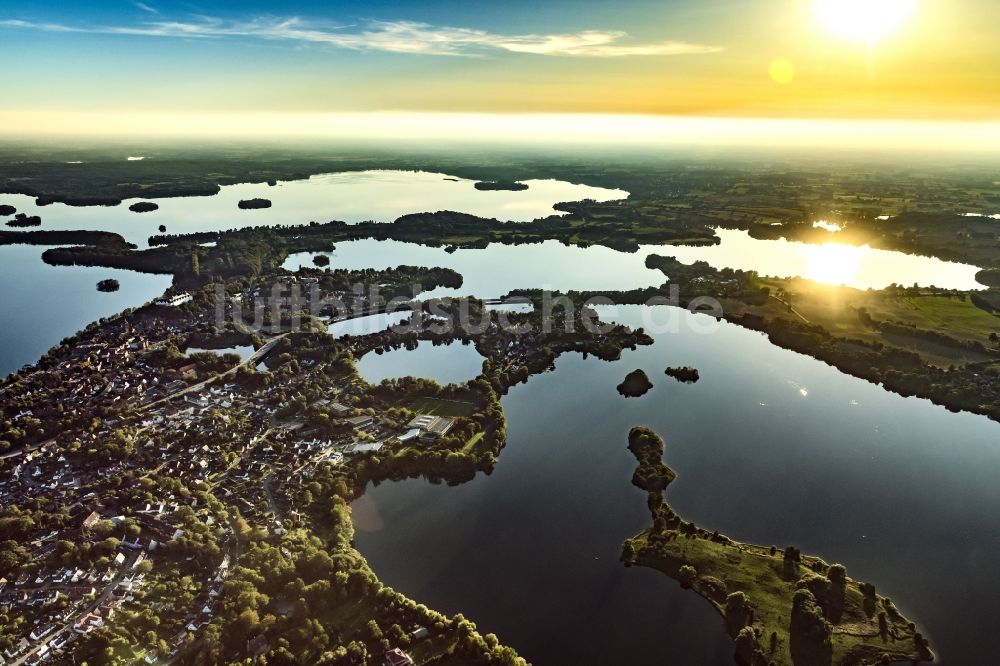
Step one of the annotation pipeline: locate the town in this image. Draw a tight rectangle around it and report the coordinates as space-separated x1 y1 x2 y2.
0 264 652 666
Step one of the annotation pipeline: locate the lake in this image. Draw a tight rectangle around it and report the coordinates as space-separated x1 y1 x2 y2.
1 170 984 377
285 227 983 299
2 168 999 664
354 305 1000 666
328 312 413 338
0 170 623 377
356 339 484 386
0 245 172 378
1 170 626 247
186 345 256 361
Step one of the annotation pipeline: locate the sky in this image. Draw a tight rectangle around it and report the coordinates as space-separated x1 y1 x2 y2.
1 0 998 145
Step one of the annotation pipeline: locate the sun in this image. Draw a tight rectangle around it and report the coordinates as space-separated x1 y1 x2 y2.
815 0 917 45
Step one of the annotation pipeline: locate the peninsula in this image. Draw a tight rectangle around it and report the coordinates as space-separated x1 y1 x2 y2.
622 426 934 666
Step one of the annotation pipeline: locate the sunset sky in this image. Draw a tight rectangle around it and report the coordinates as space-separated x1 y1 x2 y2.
1 0 997 144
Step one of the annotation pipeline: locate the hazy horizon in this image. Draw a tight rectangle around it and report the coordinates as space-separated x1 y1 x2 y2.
2 0 997 152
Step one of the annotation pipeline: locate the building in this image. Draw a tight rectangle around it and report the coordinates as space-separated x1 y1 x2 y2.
345 414 374 429
328 401 352 416
154 293 193 307
82 511 102 531
406 414 455 442
396 428 421 443
382 649 415 666
348 441 384 455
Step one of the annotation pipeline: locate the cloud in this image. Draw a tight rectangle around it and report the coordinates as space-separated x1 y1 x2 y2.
0 16 721 57
132 2 159 15
0 18 84 33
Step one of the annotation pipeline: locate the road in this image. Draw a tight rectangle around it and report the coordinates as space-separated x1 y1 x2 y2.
769 294 811 324
141 335 285 411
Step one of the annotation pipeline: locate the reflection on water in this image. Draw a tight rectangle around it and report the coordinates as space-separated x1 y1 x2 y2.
667 229 981 291
356 339 484 386
186 345 256 361
0 246 172 377
484 301 534 313
0 169 622 375
286 239 669 299
812 219 843 232
802 242 862 284
356 306 1000 665
328 312 412 338
288 227 983 295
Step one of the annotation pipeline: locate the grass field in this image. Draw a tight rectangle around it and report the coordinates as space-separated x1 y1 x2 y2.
405 397 476 418
754 278 1000 365
630 532 929 666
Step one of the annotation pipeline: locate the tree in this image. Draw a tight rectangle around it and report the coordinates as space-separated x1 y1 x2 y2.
678 564 698 589
725 592 752 634
790 589 832 666
734 626 756 665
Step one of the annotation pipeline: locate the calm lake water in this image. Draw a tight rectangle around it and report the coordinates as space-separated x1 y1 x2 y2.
186 345 256 361
1 170 626 247
1 170 984 377
0 171 619 377
355 305 1000 666
0 245 172 377
356 339 484 386
285 228 983 295
328 312 413 338
2 168 999 664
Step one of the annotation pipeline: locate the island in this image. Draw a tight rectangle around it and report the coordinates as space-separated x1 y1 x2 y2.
6 213 42 228
128 201 159 213
158 224 167 233
0 204 15 216
238 197 272 209
313 254 331 267
621 426 934 666
96 278 120 292
665 366 700 383
474 180 529 191
617 369 653 397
